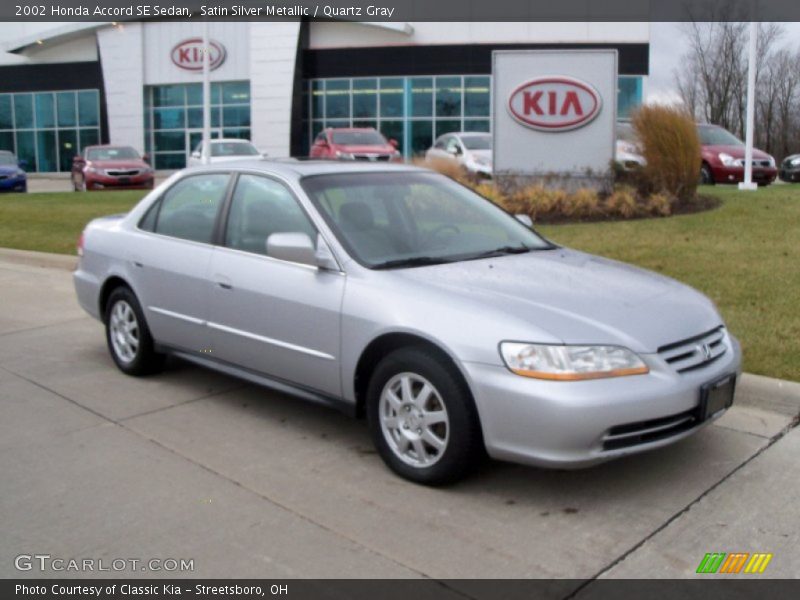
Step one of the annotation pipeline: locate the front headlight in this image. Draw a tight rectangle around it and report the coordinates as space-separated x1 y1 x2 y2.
718 153 737 167
15 169 25 177
791 157 800 167
767 156 776 168
499 342 649 381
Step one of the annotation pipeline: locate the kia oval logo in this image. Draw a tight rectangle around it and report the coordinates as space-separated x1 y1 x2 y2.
508 76 602 132
171 38 227 72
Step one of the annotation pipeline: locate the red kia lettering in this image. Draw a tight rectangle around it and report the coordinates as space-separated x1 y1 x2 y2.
509 76 601 131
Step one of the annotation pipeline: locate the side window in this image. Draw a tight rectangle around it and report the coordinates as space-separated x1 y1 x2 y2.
445 137 461 154
315 132 327 144
224 174 317 256
154 174 229 243
138 201 159 232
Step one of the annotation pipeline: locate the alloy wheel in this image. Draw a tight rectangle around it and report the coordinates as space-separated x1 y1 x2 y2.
109 300 140 364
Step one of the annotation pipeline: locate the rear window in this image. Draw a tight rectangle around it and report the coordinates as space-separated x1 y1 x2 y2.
331 131 388 146
698 126 742 146
210 142 259 157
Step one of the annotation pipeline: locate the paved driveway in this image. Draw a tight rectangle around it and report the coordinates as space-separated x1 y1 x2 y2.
0 252 798 585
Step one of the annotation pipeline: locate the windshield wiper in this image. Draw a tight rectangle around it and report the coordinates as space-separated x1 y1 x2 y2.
464 245 535 260
371 256 453 270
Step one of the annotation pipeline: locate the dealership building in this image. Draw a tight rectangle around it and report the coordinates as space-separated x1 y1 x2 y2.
0 20 649 172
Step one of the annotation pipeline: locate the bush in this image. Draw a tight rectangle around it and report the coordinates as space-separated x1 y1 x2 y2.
562 188 602 219
631 105 700 202
645 192 673 217
605 185 640 218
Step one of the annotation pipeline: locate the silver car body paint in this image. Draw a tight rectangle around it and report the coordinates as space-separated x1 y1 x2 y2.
74 160 742 468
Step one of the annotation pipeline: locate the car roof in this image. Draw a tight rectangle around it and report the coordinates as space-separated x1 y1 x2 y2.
181 159 426 179
207 138 254 144
0 150 14 155
84 144 136 150
325 127 378 132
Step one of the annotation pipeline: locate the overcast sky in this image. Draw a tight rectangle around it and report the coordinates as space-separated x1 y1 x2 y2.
648 21 800 103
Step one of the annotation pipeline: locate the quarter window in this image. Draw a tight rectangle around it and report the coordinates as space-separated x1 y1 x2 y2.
224 174 317 256
152 174 229 243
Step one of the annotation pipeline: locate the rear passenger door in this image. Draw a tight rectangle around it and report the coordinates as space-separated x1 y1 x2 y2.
207 173 344 397
133 172 230 352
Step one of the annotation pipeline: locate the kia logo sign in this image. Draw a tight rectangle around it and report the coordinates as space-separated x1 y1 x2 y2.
508 76 602 131
171 38 227 72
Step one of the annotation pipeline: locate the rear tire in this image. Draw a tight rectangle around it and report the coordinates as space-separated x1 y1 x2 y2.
366 346 483 485
104 286 164 376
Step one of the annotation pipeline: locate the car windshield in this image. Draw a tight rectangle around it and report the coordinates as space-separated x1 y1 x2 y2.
616 122 637 142
301 171 553 268
0 153 17 166
460 135 491 150
87 147 140 161
698 126 742 146
331 131 388 146
210 141 260 157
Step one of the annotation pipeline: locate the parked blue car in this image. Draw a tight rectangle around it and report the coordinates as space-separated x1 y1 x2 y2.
0 150 27 193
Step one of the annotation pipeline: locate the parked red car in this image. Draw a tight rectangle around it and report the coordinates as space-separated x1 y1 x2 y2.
698 124 777 186
309 127 402 162
72 145 154 192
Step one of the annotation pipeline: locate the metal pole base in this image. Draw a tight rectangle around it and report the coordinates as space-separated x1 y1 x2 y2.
738 182 758 191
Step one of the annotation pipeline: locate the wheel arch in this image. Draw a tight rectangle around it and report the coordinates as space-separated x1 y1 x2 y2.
352 332 474 419
98 275 134 319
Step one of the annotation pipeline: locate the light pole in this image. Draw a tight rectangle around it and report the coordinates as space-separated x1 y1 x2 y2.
201 19 211 165
739 22 757 191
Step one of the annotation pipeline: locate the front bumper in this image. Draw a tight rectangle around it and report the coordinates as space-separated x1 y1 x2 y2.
0 176 27 192
779 167 800 183
462 333 742 468
86 174 154 190
712 165 777 184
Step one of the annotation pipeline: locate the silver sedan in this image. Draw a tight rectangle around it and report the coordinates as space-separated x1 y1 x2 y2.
74 161 741 484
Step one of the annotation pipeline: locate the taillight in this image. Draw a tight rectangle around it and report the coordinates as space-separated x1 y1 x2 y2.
77 232 84 257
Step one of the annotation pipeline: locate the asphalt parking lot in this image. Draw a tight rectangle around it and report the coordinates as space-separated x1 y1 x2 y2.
1 251 799 584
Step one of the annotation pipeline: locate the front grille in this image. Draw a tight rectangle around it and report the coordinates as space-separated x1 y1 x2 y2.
0 175 7 181
352 154 391 162
735 159 772 168
658 326 727 374
602 408 699 450
105 169 140 177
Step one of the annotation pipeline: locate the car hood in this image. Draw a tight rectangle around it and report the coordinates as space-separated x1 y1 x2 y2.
468 149 492 161
0 165 21 175
88 159 149 169
703 144 771 160
395 248 721 353
336 144 396 154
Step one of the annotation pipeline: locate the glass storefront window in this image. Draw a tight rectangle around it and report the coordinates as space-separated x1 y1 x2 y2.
464 76 490 117
0 89 100 172
411 78 433 117
409 120 433 156
77 91 99 127
435 77 462 118
13 94 34 129
463 119 491 132
57 92 77 127
435 120 462 138
379 78 404 118
35 94 55 129
352 79 377 119
145 81 251 169
325 80 350 120
618 76 643 119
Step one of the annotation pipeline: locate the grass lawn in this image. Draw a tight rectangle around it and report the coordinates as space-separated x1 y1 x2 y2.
0 184 798 381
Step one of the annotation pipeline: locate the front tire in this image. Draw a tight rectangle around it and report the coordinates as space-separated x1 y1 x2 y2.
366 347 483 485
700 163 715 185
104 287 164 376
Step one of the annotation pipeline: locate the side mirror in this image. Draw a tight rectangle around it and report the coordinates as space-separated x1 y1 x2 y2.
18 159 28 169
267 232 317 267
142 153 150 164
515 214 533 227
389 138 398 148
191 151 201 159
73 155 82 163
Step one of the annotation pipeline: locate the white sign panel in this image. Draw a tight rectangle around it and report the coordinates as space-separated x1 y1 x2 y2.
493 50 617 175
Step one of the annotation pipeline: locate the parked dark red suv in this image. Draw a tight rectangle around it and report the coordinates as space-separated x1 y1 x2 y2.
309 128 402 162
698 124 777 186
72 145 154 192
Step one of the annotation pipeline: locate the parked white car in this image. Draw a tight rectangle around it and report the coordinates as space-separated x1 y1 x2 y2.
425 132 493 178
187 139 264 166
615 121 646 170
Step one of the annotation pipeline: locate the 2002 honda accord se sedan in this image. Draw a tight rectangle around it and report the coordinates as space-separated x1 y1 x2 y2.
74 160 741 484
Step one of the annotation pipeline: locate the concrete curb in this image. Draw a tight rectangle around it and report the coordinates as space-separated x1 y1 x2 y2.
0 247 77 271
1 247 799 415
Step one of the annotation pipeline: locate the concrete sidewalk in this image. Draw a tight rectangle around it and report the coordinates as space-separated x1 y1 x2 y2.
0 252 798 582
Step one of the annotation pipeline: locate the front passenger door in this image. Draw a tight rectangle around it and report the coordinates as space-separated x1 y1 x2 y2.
207 174 344 397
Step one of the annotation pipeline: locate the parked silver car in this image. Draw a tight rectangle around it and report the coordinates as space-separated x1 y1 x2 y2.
74 161 741 484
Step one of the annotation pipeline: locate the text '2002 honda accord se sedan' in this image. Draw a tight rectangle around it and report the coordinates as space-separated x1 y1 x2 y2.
74 161 741 484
